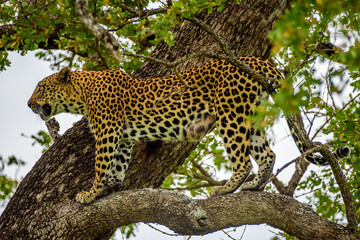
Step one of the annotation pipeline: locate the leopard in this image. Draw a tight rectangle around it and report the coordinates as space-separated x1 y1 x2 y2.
27 56 350 204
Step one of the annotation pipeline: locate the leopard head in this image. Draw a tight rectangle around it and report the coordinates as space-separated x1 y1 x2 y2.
28 67 73 121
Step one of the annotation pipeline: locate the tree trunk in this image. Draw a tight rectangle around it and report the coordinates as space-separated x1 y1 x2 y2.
0 0 355 239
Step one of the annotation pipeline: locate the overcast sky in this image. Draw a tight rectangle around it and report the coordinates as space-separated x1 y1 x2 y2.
0 51 321 239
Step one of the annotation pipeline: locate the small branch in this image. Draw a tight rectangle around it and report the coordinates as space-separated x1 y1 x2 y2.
166 0 173 7
115 2 168 17
124 51 205 69
184 17 233 57
75 0 123 62
269 155 309 196
108 3 168 31
17 0 57 20
190 155 228 187
315 41 339 57
295 187 322 198
273 159 296 178
128 51 277 94
45 118 61 143
109 7 168 32
193 172 226 187
145 223 181 237
191 159 212 178
271 176 286 193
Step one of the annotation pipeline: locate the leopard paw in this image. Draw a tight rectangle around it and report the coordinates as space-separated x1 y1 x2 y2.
241 182 264 191
210 186 229 196
76 191 96 204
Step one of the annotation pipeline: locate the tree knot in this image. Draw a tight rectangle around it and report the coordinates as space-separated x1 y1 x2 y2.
197 217 209 227
189 208 213 229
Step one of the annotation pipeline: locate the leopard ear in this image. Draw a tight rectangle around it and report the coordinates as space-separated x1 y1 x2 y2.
57 67 72 83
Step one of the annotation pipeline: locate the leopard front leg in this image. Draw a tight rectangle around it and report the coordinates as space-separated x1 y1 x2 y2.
76 134 119 204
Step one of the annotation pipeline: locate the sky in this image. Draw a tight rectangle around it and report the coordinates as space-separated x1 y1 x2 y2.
0 51 322 239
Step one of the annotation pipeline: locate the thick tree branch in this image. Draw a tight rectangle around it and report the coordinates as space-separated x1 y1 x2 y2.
68 189 352 240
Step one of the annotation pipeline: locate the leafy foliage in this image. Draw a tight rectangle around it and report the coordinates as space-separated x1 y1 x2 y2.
116 224 138 239
22 130 52 153
0 129 52 205
0 155 25 204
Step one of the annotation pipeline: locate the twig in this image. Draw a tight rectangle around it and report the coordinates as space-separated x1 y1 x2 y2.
295 187 322 198
275 159 297 178
221 229 237 240
240 226 247 240
144 223 181 236
107 2 168 31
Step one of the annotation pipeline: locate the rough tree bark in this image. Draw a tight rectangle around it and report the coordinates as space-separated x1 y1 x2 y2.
0 0 357 239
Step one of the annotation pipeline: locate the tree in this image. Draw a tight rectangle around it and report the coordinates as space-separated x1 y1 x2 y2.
0 0 359 239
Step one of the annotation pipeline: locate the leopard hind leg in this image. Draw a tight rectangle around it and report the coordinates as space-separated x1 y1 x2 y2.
210 116 253 196
241 128 275 191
